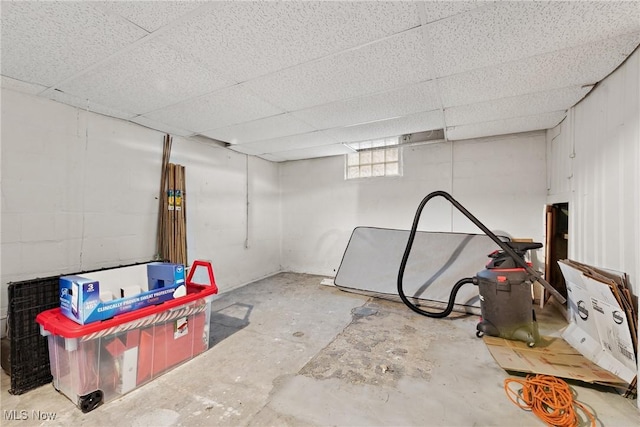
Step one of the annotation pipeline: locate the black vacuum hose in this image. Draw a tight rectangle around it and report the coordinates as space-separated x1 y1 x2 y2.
397 191 476 317
397 191 566 316
398 275 476 318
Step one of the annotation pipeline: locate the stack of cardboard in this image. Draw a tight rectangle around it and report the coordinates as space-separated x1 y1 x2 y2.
558 259 637 396
483 259 637 397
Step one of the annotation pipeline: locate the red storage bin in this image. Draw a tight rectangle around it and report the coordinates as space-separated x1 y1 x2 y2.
37 278 217 412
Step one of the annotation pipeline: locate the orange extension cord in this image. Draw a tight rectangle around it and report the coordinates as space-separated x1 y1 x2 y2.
504 374 596 427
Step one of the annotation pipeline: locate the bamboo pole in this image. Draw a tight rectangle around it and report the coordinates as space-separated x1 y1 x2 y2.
176 164 183 265
180 165 187 266
168 163 176 263
158 151 188 265
173 163 186 266
156 134 172 260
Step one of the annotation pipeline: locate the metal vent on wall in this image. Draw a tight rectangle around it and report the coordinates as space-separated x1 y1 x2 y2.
399 129 446 147
344 129 446 152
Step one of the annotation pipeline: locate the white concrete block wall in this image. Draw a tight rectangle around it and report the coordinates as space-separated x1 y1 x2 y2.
280 131 548 276
546 49 639 407
451 132 548 243
169 139 282 289
547 48 639 298
0 89 282 335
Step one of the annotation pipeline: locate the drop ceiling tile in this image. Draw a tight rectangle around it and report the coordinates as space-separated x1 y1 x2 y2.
44 90 137 121
227 144 264 156
425 2 640 77
243 28 435 111
236 131 339 155
326 110 444 144
142 85 284 133
419 1 492 25
57 39 234 115
201 113 317 145
1 2 147 87
130 115 194 137
291 80 441 130
94 1 205 33
258 153 287 162
445 86 590 127
438 32 640 108
446 111 567 141
157 1 421 82
1 76 47 95
270 143 354 162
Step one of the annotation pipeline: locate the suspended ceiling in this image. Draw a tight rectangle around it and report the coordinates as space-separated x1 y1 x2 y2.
2 1 639 162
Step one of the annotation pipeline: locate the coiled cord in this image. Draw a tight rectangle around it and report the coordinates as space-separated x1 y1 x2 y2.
504 374 596 427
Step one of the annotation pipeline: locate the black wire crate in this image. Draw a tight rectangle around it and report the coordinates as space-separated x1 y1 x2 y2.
7 277 59 395
6 260 157 395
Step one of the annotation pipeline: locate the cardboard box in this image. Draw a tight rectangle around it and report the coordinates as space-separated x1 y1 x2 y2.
558 260 637 384
484 335 628 388
60 263 185 325
147 262 185 290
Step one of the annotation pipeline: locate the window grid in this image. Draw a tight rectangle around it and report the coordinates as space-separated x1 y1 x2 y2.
346 146 401 180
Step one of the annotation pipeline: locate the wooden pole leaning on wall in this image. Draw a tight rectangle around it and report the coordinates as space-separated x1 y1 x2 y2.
181 165 187 267
163 162 188 266
156 134 172 261
155 133 188 265
168 163 177 263
174 164 187 267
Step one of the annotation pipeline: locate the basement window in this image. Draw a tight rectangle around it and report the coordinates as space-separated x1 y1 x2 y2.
345 137 402 180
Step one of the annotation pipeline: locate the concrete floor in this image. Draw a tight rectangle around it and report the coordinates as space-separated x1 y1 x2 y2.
2 272 639 426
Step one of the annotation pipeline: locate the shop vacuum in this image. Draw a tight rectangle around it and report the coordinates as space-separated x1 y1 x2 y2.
397 191 566 347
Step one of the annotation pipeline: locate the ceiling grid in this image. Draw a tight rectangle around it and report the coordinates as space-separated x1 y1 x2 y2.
2 1 639 161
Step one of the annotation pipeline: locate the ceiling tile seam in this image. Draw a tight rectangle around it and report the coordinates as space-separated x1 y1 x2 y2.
197 112 320 140
445 109 567 129
147 9 422 89
284 77 440 117
445 110 568 131
576 42 640 106
418 18 448 140
205 25 427 116
416 2 429 26
120 26 431 117
167 73 441 137
153 13 417 89
134 39 241 94
60 95 138 118
279 113 321 135
39 2 219 99
435 77 450 142
418 1 498 26
133 81 255 119
131 119 195 138
91 3 152 34
218 107 444 147
432 30 640 84
4 76 52 97
239 132 341 155
131 115 194 135
449 129 548 145
237 76 440 129
258 141 348 157
441 84 591 126
438 76 599 111
227 24 424 88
